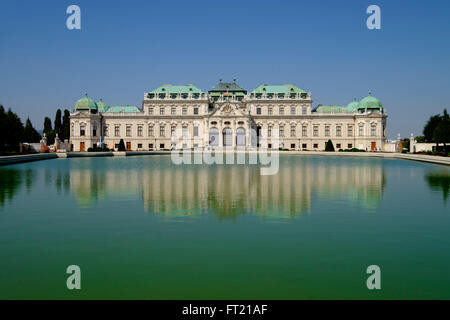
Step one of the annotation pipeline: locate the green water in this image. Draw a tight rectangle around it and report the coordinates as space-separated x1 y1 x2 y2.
0 155 449 299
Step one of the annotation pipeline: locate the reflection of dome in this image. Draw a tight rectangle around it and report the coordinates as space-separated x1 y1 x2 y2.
359 92 382 110
346 98 360 112
96 99 110 112
74 94 98 111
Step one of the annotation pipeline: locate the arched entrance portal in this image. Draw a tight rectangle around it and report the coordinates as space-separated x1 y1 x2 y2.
209 127 219 146
223 128 233 147
236 127 246 147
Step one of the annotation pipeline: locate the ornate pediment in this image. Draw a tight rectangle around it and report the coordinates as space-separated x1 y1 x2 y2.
209 102 249 118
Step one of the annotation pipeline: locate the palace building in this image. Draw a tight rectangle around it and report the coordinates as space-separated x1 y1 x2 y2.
69 80 387 152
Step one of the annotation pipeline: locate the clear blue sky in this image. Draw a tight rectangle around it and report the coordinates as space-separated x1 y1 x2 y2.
1 0 449 138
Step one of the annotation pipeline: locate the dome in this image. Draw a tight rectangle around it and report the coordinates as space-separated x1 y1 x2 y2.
96 99 110 112
346 98 360 112
74 94 98 111
359 92 382 109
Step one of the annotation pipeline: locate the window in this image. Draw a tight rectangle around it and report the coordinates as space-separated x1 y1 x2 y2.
268 126 272 137
194 126 199 137
313 126 318 137
291 143 295 149
336 143 341 149
268 143 272 149
138 143 142 149
359 124 364 136
302 107 307 115
115 125 120 137
182 127 188 137
336 125 342 137
256 107 261 115
325 125 330 137
160 107 165 115
194 107 198 115
302 143 307 149
148 126 154 137
160 125 165 137
268 107 273 115
103 126 108 137
171 107 176 115
279 107 284 115
80 125 86 136
313 143 318 148
302 125 307 137
348 143 353 149
290 107 296 115
149 143 153 149
171 126 176 137
92 125 97 137
160 144 165 149
149 107 153 115
347 125 353 137
126 125 131 137
279 126 284 137
182 107 187 115
137 125 143 137
371 124 377 136
290 126 296 137
71 125 74 137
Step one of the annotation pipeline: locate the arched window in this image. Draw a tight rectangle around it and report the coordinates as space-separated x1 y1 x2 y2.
236 128 246 147
223 128 233 147
209 128 219 146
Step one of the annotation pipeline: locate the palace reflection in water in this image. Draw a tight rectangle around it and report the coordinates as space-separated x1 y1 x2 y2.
65 156 387 219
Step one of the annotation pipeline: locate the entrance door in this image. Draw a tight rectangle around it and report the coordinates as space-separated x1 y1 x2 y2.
236 128 246 147
223 128 233 147
371 142 376 151
126 142 131 151
80 142 85 151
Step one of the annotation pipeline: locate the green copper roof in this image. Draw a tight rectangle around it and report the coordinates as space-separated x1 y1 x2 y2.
209 81 247 93
251 84 307 94
74 94 98 111
108 106 142 113
346 98 360 112
149 84 203 94
97 99 110 112
314 105 347 113
359 92 382 109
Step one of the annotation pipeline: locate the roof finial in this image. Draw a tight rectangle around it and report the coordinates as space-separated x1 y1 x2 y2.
368 90 372 96
219 78 222 82
353 97 357 101
85 92 88 97
233 78 236 82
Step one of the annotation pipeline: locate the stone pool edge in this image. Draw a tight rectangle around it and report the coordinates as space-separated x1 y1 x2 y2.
0 151 449 166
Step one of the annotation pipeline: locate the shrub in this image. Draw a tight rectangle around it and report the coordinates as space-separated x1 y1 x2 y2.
324 139 335 152
118 139 126 151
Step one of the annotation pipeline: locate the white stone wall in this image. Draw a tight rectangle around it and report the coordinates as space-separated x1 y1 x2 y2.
70 94 386 152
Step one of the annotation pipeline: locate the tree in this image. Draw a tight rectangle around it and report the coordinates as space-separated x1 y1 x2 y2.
325 139 335 152
54 109 62 138
0 105 6 153
433 117 450 149
415 136 426 143
4 108 24 152
423 114 442 142
43 116 55 145
118 139 126 151
23 118 41 143
62 109 70 141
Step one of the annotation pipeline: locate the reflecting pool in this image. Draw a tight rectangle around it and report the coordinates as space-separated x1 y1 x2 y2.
0 155 449 299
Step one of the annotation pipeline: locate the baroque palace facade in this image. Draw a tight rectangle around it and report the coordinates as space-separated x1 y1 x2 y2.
69 81 387 152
